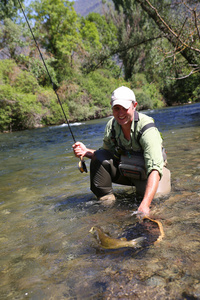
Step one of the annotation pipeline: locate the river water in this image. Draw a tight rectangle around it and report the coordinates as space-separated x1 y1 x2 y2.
0 103 200 299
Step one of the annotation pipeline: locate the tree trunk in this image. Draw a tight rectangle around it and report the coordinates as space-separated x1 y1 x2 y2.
135 0 200 67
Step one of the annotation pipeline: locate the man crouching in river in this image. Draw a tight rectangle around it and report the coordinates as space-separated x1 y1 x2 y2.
73 86 171 217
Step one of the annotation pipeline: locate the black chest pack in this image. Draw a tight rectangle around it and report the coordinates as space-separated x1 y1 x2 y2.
111 111 156 180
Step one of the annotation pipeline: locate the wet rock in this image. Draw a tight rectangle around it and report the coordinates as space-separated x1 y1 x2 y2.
146 275 166 287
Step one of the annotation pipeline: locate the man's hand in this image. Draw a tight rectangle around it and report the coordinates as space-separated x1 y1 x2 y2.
72 142 95 159
137 203 150 218
137 170 160 218
72 142 87 158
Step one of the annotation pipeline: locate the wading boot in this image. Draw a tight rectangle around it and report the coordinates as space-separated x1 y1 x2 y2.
98 194 116 207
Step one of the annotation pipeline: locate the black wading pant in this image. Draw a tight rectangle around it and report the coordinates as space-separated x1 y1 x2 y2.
90 149 147 198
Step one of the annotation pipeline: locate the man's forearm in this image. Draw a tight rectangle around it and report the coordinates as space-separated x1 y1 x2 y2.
138 170 160 216
84 149 95 159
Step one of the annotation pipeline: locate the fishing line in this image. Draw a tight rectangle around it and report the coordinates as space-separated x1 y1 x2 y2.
17 0 87 173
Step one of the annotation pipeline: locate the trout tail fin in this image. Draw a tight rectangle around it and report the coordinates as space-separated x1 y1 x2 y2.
130 236 145 248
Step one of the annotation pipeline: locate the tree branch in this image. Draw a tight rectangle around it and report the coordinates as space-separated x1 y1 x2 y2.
83 34 163 73
144 0 200 54
167 66 200 80
182 1 200 41
135 0 200 67
193 9 200 41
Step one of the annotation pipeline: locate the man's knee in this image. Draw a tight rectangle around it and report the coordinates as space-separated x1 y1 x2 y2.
155 167 171 198
90 149 115 198
92 149 113 164
91 149 117 174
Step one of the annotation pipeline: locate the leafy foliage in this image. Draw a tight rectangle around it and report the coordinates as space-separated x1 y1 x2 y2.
131 73 163 109
0 59 127 131
29 0 81 60
0 0 24 20
0 0 199 132
0 84 42 131
0 18 28 60
110 0 200 104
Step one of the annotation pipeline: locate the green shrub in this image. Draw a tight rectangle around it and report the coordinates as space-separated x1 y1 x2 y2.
0 85 17 131
0 107 12 131
73 69 127 108
131 73 164 110
0 59 16 84
192 85 200 102
14 71 39 94
42 98 68 125
0 84 16 101
143 83 164 109
131 73 148 88
134 90 153 110
0 84 43 131
11 93 43 130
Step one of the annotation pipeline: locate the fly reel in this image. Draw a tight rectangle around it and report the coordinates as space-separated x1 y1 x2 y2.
78 156 88 173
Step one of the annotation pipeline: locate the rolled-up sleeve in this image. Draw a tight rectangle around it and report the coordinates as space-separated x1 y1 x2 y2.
101 119 115 153
139 127 164 178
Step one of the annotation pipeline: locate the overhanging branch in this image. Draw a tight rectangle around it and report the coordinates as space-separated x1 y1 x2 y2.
144 0 200 54
83 34 163 73
135 0 200 67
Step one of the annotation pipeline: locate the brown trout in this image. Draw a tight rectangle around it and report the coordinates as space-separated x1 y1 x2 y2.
89 226 145 249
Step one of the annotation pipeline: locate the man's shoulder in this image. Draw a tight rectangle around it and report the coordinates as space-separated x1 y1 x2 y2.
138 111 153 121
137 112 154 128
106 117 115 128
104 117 115 138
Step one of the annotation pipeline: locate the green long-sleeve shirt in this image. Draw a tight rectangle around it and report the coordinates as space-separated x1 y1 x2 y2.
102 112 164 177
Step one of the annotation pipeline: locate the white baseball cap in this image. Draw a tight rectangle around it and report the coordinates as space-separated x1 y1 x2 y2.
111 86 136 109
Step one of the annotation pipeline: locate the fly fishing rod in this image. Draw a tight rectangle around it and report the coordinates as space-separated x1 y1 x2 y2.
17 0 87 173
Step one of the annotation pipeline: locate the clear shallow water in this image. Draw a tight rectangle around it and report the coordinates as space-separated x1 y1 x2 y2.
0 103 200 299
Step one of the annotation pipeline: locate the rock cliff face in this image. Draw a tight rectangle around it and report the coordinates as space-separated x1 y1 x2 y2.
73 0 112 16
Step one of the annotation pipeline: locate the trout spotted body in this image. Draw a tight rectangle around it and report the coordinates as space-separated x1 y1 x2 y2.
89 226 144 249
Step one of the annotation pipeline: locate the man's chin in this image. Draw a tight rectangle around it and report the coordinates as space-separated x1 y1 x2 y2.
117 119 129 126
